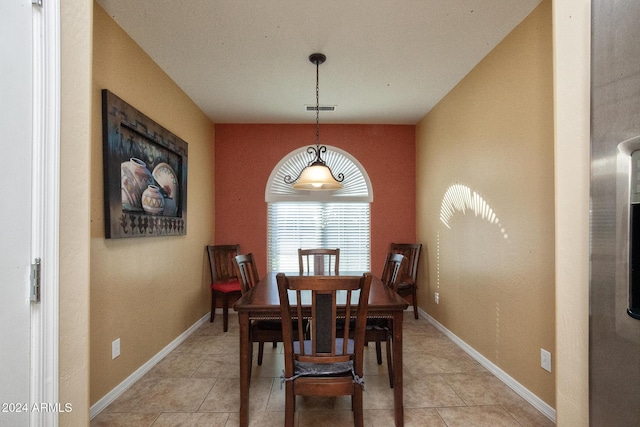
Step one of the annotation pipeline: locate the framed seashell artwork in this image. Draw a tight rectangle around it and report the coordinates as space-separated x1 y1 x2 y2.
102 89 188 238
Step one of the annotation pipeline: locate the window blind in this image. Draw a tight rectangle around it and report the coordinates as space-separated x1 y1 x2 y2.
267 202 370 273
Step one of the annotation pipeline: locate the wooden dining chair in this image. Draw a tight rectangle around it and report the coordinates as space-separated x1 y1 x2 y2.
207 244 242 332
367 252 405 388
298 248 340 275
276 272 372 427
390 243 422 319
235 253 259 294
381 252 407 293
235 253 281 367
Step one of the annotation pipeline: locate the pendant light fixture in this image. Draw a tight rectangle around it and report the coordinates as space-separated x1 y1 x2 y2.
284 53 344 190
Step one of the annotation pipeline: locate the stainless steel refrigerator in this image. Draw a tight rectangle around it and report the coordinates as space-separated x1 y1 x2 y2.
591 1 640 424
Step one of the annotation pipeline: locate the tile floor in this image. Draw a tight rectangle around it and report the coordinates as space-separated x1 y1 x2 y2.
91 312 554 426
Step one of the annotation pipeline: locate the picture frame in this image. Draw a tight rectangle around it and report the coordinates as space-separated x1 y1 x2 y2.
101 89 188 238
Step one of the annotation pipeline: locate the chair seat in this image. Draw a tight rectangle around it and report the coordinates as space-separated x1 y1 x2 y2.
252 319 285 330
293 360 355 377
366 318 390 330
396 283 415 292
396 277 415 290
211 279 241 293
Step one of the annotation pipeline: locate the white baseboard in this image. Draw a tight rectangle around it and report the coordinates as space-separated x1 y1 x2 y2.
89 313 210 420
212 308 239 315
418 308 556 423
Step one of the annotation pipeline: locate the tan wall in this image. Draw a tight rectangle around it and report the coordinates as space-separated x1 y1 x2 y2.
89 4 216 404
416 0 555 407
60 0 92 424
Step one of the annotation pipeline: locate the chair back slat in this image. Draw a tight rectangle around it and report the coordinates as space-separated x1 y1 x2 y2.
314 292 334 354
341 289 353 355
298 248 340 275
295 290 305 346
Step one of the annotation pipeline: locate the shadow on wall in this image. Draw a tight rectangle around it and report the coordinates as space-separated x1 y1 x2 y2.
435 182 510 308
439 183 508 240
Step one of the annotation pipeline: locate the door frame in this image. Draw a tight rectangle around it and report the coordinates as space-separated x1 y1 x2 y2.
30 1 60 424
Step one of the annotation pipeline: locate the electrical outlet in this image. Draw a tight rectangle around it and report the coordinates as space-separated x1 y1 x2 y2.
540 348 551 372
112 338 121 359
434 292 439 304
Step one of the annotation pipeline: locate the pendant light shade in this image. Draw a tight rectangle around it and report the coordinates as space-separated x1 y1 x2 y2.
284 53 344 190
293 161 343 190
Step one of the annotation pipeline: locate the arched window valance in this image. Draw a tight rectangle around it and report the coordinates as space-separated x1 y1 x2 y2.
265 145 373 202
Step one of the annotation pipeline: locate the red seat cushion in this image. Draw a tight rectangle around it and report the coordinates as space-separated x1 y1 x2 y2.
211 279 241 293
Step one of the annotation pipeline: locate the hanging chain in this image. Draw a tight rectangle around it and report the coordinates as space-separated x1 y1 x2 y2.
315 59 320 147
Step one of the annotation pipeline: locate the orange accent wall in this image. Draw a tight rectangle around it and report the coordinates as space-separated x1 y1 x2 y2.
214 124 416 276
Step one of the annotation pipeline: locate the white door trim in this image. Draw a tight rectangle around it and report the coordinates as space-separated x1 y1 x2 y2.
30 1 60 425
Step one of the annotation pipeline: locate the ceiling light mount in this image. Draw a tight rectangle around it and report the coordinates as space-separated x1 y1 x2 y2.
309 53 326 66
284 53 344 190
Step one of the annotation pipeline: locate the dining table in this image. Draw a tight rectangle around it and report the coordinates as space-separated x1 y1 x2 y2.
233 271 409 427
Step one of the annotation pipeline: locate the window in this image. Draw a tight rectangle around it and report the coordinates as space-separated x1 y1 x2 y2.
267 202 370 272
265 146 373 273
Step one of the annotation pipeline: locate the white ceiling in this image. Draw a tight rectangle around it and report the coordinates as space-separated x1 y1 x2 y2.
96 0 542 124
